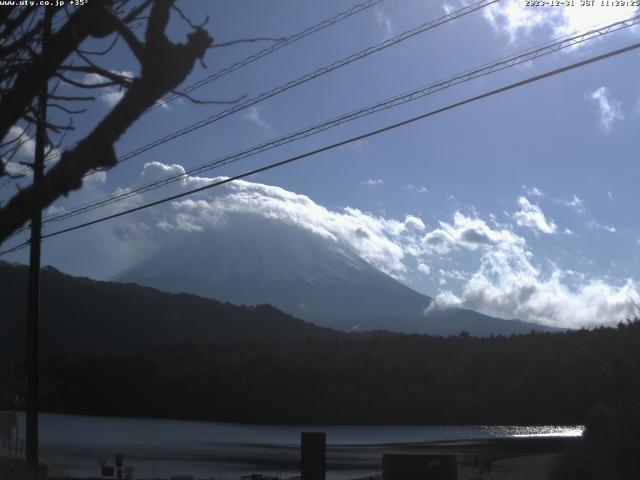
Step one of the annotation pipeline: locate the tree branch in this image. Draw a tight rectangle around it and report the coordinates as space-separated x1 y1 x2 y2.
55 71 125 90
0 0 126 141
164 89 246 106
0 0 213 243
59 64 134 87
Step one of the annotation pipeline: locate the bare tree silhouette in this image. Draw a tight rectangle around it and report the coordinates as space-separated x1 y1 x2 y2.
0 0 215 244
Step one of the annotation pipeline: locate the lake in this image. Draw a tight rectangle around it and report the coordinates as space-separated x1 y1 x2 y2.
13 412 582 479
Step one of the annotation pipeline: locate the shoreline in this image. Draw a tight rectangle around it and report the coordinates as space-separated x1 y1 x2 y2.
3 436 579 480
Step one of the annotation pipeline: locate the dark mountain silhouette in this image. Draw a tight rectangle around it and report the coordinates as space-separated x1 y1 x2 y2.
0 260 344 359
116 216 558 336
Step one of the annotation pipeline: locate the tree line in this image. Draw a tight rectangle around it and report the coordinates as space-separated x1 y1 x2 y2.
2 320 640 425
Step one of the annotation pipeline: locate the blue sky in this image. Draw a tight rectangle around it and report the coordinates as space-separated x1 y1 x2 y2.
2 0 640 327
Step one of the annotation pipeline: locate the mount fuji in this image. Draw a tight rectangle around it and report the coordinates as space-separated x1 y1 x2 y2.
116 214 554 336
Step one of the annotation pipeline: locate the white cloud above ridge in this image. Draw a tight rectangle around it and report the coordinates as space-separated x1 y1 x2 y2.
421 209 637 327
432 241 639 328
138 162 425 278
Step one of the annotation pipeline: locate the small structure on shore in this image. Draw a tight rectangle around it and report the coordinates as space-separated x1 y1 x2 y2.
99 452 134 480
382 454 458 480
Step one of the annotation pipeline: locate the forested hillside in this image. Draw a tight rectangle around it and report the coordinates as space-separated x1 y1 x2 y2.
0 261 344 359
2 321 639 425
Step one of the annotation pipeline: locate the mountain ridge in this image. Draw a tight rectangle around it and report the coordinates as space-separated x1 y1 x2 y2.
0 260 345 359
116 216 558 336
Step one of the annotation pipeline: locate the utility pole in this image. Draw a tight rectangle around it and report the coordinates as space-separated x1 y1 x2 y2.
26 8 51 480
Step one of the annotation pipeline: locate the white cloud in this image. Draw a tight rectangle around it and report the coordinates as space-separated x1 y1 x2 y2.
418 263 431 275
588 87 623 133
243 106 272 131
374 8 394 37
101 90 125 107
521 189 584 215
513 196 557 234
45 204 66 215
522 184 543 197
422 211 523 254
405 184 428 193
3 161 28 176
82 70 134 108
418 207 638 327
439 268 468 281
404 215 426 231
141 161 187 182
83 170 107 185
588 221 617 233
562 194 585 214
484 0 552 43
483 0 638 43
2 125 35 160
360 178 384 187
433 241 639 328
137 162 426 278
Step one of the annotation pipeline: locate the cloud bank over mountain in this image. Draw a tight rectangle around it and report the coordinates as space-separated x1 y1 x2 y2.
30 161 640 329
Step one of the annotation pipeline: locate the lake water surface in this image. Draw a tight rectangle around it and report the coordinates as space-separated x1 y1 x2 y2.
14 413 582 479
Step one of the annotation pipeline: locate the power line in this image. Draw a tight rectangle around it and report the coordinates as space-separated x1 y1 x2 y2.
30 13 640 228
153 0 385 110
2 39 639 257
93 0 497 173
15 0 498 224
0 0 384 189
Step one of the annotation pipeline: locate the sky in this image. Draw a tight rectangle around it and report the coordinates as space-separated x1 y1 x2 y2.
2 0 640 328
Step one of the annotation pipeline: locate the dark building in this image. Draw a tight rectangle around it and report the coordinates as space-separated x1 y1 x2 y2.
301 432 326 480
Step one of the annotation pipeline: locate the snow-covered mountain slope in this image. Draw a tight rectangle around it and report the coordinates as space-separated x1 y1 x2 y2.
116 215 555 336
